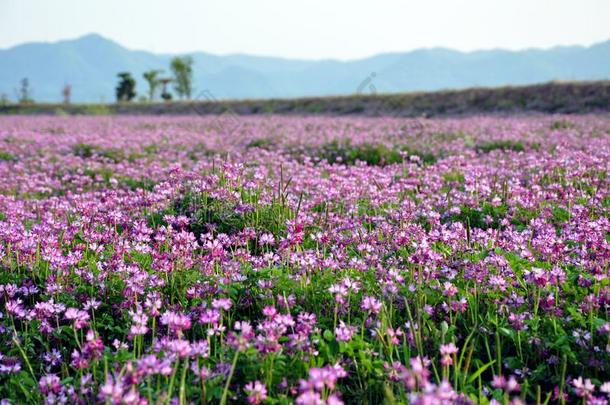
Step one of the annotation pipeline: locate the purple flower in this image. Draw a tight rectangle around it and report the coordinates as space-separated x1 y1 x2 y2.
572 377 595 398
244 380 267 404
335 321 356 342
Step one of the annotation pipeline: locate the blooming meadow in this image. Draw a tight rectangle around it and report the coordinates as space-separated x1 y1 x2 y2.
0 114 609 404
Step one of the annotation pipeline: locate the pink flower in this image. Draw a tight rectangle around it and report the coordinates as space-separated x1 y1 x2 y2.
212 298 233 311
160 311 191 335
439 342 458 366
440 342 458 356
64 307 90 329
244 380 267 404
361 296 382 314
128 307 149 337
335 321 356 342
39 374 61 395
572 377 595 398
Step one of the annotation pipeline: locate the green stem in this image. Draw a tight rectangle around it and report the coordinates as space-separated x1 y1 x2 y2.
220 351 239 405
179 358 189 405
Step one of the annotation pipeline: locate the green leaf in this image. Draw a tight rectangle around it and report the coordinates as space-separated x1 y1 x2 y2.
440 321 449 335
499 327 514 338
468 360 496 384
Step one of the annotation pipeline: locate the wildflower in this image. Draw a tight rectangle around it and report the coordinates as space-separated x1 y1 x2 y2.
409 356 431 386
83 298 101 311
227 321 255 351
335 321 356 342
385 361 407 381
212 298 233 311
572 377 595 398
328 284 348 303
160 311 191 336
296 391 324 405
191 363 211 382
99 373 125 404
39 374 62 395
43 349 62 367
5 299 26 319
244 380 267 404
259 233 275 246
262 306 277 318
360 296 382 314
505 375 521 393
128 307 149 337
439 342 458 366
442 282 458 297
0 357 21 375
492 375 506 389
64 308 90 329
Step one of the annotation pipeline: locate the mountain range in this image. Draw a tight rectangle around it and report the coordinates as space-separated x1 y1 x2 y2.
1 33 609 103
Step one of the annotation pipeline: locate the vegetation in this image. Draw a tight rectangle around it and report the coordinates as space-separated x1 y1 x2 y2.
17 77 34 104
0 115 608 403
170 56 194 99
115 72 137 102
62 84 72 104
475 140 525 153
142 69 163 101
3 80 609 116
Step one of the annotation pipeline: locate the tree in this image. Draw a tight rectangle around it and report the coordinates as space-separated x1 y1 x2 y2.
170 56 194 99
17 78 33 104
142 69 163 101
115 72 136 102
159 78 173 101
62 84 72 104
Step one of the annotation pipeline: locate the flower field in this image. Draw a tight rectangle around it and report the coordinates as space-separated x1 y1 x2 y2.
0 114 609 404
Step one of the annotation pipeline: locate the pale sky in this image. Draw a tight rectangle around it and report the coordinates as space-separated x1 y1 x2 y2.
1 0 609 60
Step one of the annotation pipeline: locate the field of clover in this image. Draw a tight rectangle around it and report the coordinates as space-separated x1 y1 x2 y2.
0 114 609 404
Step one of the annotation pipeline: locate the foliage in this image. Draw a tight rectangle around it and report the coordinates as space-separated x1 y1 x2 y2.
170 56 194 99
475 139 525 153
17 77 34 104
115 72 137 102
142 69 163 101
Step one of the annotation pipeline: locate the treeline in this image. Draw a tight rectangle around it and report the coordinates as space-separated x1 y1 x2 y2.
0 56 195 106
116 56 194 102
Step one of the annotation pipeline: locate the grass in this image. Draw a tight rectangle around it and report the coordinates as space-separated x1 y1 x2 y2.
0 151 17 162
2 80 610 117
305 140 436 166
475 140 525 153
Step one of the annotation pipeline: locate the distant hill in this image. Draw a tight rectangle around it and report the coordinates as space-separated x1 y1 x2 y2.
0 34 609 103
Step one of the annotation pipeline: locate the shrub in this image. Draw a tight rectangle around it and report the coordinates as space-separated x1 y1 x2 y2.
550 120 574 130
475 140 525 153
72 143 96 158
313 141 401 166
119 176 156 191
152 189 293 241
71 143 126 162
398 145 437 164
441 202 508 230
0 151 16 162
97 148 125 163
81 104 111 115
246 138 276 150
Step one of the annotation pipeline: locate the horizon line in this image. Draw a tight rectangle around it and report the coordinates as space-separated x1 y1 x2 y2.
2 32 609 63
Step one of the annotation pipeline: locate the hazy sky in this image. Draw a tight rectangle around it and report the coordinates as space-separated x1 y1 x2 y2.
1 0 609 60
